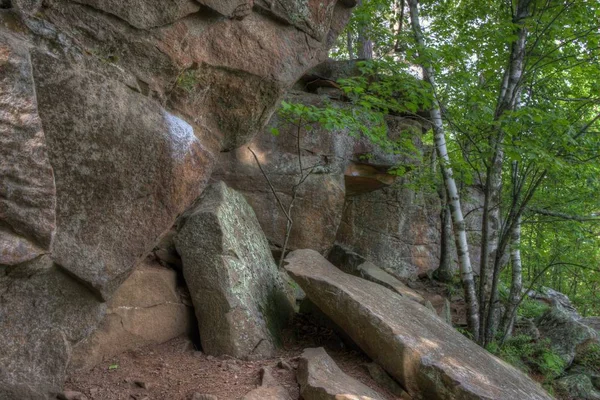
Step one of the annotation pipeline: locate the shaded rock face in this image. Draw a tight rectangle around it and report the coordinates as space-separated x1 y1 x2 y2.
297 347 385 400
285 249 553 400
0 257 106 399
69 259 194 371
1 2 352 398
215 88 426 259
175 182 295 359
335 184 441 279
0 30 55 266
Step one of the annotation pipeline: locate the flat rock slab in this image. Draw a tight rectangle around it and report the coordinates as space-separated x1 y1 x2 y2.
285 249 553 400
297 347 385 400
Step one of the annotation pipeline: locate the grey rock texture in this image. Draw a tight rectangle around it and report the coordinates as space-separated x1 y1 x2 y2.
175 182 295 359
297 347 385 400
0 256 105 399
0 30 55 266
285 249 553 400
537 306 598 366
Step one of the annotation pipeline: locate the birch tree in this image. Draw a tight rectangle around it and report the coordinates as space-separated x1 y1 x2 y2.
408 0 480 340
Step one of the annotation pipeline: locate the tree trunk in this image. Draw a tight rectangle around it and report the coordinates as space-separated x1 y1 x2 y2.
357 0 373 59
347 30 354 59
436 193 455 282
408 0 479 341
500 215 522 339
480 0 532 345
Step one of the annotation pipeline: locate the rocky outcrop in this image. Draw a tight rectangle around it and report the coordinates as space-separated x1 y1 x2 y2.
297 347 385 400
175 182 295 359
69 259 194 371
215 84 435 270
537 306 598 366
285 249 553 400
1 1 353 397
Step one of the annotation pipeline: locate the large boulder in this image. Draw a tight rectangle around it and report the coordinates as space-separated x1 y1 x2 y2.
285 249 553 400
297 347 385 400
0 0 353 396
69 259 194 371
175 182 295 359
536 306 598 366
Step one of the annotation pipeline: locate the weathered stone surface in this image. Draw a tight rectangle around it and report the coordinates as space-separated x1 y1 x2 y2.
537 306 598 366
70 259 194 371
555 374 600 400
335 184 441 279
242 386 292 400
297 347 385 400
31 47 214 298
175 182 295 359
0 256 105 400
365 362 408 398
0 30 55 266
584 317 600 334
255 0 339 41
285 250 553 400
70 0 201 29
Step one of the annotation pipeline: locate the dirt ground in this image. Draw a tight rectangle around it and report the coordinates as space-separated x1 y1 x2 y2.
66 314 400 400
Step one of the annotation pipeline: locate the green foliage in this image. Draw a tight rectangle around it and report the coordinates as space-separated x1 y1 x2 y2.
517 299 550 320
488 335 566 385
577 343 600 372
176 70 197 93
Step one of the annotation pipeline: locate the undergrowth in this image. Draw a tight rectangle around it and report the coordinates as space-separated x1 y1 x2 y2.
487 334 565 391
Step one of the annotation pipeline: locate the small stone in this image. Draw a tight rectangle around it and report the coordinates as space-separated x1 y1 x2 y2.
260 366 279 388
206 355 215 361
134 380 151 389
58 391 89 400
277 359 292 370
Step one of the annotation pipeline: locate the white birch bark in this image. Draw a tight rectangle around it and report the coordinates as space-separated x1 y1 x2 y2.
408 0 480 341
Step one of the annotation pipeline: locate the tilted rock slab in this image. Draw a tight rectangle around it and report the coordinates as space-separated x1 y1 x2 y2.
297 347 385 400
285 249 553 400
175 182 294 359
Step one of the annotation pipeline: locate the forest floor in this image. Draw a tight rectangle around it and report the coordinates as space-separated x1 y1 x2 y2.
65 314 399 400
65 276 464 400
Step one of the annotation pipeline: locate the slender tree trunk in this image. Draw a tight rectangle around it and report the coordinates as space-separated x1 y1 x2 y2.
436 193 455 282
479 0 532 345
408 0 479 341
347 30 354 59
357 0 373 59
500 215 522 338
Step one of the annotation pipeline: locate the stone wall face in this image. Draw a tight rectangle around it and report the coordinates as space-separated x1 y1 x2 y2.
0 2 353 398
